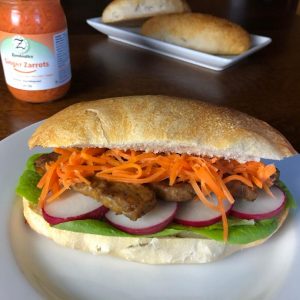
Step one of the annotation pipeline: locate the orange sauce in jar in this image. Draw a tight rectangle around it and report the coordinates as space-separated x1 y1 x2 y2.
0 0 71 102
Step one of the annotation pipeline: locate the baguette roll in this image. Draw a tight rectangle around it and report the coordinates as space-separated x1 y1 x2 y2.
102 0 190 24
141 13 251 55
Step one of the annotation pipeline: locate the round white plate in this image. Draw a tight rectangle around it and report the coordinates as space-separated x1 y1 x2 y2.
0 123 299 300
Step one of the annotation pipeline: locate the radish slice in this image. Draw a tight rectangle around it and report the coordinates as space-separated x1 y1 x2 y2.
230 186 286 220
43 190 108 225
105 201 177 235
174 194 232 227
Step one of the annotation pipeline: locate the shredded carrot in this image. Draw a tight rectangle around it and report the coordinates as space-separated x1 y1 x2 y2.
46 185 70 203
223 175 253 187
37 148 277 241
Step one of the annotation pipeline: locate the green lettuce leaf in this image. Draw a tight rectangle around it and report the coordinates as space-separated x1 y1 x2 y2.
55 219 133 237
168 218 279 244
26 153 43 172
16 154 43 204
16 154 296 244
55 219 186 238
54 217 278 244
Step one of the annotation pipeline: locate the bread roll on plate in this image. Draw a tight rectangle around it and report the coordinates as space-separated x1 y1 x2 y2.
102 0 190 25
141 13 251 55
17 95 296 264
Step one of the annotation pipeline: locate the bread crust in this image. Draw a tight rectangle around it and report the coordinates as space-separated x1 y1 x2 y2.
141 13 251 55
102 0 190 24
28 95 296 162
23 198 289 264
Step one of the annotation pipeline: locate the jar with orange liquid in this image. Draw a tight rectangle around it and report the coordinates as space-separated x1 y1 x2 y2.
0 0 71 102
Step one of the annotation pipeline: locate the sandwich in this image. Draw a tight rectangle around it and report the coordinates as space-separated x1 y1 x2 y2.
102 0 190 25
16 95 296 264
141 13 251 55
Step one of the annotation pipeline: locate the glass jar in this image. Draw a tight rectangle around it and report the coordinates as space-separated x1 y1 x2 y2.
0 0 71 102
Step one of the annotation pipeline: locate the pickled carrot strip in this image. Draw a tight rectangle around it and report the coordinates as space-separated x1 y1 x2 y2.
223 175 254 187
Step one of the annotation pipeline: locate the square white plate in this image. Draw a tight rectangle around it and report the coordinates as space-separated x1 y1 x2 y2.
87 17 272 71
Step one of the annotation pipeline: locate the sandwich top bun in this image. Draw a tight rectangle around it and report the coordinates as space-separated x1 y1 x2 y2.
29 95 296 162
102 0 190 24
141 13 251 55
23 198 289 264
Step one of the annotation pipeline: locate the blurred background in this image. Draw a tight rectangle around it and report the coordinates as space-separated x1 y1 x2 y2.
62 0 300 33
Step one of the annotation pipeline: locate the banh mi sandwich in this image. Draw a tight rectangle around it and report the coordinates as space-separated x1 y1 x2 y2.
102 0 190 25
141 13 251 55
17 95 297 264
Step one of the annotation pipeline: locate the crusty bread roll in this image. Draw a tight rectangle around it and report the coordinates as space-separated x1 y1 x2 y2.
24 95 294 264
102 0 190 24
23 198 289 264
141 13 251 55
29 95 296 162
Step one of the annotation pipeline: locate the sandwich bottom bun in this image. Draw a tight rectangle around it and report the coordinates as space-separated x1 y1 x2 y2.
23 198 289 264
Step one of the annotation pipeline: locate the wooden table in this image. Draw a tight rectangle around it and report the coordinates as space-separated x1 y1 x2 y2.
1 7 300 152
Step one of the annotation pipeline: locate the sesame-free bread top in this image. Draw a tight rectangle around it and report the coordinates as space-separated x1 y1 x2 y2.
102 0 190 24
28 95 296 162
141 13 251 55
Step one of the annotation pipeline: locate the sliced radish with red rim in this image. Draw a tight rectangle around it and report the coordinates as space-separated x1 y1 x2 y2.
174 194 232 227
230 186 286 220
105 201 177 235
43 190 108 225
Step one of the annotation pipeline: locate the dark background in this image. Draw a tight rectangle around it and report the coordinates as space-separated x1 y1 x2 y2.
62 0 299 34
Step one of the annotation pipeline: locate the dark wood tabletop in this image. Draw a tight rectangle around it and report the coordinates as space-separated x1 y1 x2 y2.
1 1 300 152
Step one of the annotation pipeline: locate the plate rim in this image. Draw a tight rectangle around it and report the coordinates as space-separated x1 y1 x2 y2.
0 122 42 299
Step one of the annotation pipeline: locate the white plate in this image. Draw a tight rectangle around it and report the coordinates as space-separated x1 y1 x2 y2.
87 17 272 71
1 123 299 300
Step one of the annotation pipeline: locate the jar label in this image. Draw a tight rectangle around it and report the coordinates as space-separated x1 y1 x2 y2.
0 29 71 90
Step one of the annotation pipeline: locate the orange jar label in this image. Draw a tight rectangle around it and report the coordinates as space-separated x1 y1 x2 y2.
0 29 71 91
